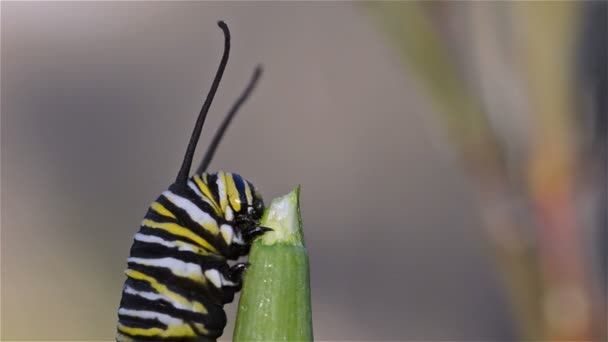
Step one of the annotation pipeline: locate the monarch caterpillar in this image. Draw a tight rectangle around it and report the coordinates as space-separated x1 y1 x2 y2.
116 21 270 342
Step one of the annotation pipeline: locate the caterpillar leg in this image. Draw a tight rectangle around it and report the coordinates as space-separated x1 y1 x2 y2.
213 263 247 304
226 262 247 290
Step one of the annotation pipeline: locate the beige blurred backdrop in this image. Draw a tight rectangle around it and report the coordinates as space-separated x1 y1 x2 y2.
1 2 514 341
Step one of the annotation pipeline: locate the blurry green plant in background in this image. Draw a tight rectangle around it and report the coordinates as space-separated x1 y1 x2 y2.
366 2 606 341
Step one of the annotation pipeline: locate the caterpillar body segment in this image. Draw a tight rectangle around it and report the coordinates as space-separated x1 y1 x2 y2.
117 172 265 341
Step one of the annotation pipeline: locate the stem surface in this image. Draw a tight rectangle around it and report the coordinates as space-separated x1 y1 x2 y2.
233 187 313 341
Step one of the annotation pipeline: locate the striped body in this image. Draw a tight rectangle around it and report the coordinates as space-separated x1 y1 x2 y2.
117 171 264 342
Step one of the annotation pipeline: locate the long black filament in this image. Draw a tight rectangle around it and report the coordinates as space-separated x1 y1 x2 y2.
197 65 263 174
175 21 230 186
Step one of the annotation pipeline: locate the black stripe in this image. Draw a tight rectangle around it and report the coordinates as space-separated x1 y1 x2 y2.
120 292 206 325
126 263 225 306
118 313 167 330
129 239 225 266
205 173 221 204
125 277 155 293
144 209 177 224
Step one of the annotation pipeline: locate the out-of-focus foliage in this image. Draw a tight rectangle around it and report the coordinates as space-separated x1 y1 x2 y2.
366 2 606 341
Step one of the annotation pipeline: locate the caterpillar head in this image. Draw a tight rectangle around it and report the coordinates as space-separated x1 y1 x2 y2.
220 171 264 222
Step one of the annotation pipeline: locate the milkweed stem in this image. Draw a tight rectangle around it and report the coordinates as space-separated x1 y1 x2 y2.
233 186 313 341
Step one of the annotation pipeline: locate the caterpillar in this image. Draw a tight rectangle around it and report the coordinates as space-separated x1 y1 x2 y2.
116 21 270 342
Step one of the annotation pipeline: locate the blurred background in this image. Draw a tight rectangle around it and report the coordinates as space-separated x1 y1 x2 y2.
1 2 605 341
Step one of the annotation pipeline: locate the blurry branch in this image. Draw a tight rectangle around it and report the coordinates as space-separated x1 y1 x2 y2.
363 2 502 174
365 1 605 341
575 2 608 311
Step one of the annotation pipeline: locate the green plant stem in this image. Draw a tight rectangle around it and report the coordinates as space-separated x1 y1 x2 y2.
233 187 313 341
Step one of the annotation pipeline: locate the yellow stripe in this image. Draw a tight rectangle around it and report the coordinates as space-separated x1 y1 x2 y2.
193 174 222 215
244 181 253 206
150 202 176 219
116 332 136 342
142 219 218 254
225 173 242 212
118 323 198 338
193 322 208 335
125 269 208 314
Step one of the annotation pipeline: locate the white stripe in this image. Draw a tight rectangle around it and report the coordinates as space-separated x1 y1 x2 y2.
163 191 218 231
225 206 234 221
118 308 182 325
216 173 227 209
128 257 203 280
134 233 177 248
123 286 190 311
134 233 199 253
204 269 222 288
220 224 233 244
